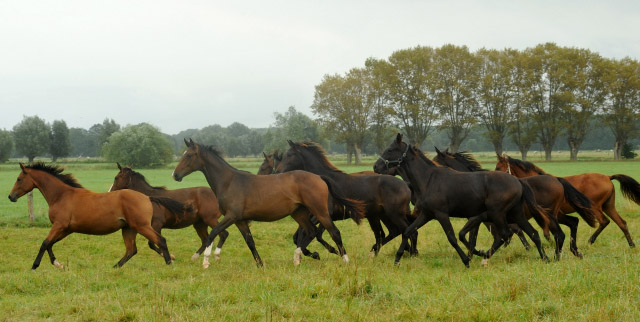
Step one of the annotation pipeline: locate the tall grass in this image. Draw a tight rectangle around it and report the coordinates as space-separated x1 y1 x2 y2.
1 155 639 320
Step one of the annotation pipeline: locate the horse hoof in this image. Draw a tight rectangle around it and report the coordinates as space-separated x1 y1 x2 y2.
214 247 222 261
480 259 488 268
191 253 200 261
53 260 64 269
170 254 176 261
369 251 376 258
630 243 636 248
203 261 210 269
394 261 401 266
342 254 349 263
311 252 320 260
294 248 302 266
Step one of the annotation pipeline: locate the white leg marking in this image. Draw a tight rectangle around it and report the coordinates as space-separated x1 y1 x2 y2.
53 260 64 269
191 253 200 261
369 251 375 258
481 258 489 267
203 244 213 268
343 254 350 263
214 247 222 261
293 247 302 266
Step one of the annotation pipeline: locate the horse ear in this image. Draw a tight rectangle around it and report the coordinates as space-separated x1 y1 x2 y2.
444 148 449 154
434 146 442 155
117 162 122 170
189 138 195 146
19 163 27 174
287 140 295 148
184 138 191 147
263 152 268 159
395 133 403 144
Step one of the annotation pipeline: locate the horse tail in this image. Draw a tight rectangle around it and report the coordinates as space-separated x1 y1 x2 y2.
319 175 366 225
149 196 194 216
610 174 640 205
557 177 597 227
518 179 551 231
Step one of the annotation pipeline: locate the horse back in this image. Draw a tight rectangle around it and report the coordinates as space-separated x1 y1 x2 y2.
562 173 613 208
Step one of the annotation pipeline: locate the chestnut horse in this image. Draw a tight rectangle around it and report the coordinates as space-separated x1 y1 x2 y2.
109 163 229 268
434 149 597 259
275 141 416 258
172 139 365 267
8 163 173 269
257 150 282 175
495 155 640 247
374 134 549 267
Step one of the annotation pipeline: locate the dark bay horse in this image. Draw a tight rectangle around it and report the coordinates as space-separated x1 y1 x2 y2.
109 163 229 268
434 149 597 259
496 155 640 247
172 139 366 267
275 140 416 258
374 134 550 267
8 163 173 269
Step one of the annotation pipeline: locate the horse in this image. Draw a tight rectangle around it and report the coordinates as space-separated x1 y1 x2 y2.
257 150 282 175
8 162 174 269
172 139 366 267
109 163 229 268
434 149 597 259
374 134 550 267
274 140 416 258
495 155 640 247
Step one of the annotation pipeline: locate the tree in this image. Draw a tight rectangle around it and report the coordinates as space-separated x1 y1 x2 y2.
49 120 71 162
312 68 375 164
69 127 99 157
90 118 121 156
434 44 480 152
476 48 517 155
524 43 570 161
382 46 439 146
0 129 14 162
263 106 319 153
365 57 396 154
603 57 640 160
226 122 251 137
13 115 50 163
102 123 174 167
560 48 608 160
508 52 538 160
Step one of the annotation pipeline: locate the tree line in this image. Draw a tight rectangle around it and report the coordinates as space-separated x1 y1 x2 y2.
312 43 640 161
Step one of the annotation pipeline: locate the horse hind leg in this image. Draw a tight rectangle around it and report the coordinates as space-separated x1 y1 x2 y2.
136 226 172 265
291 208 320 265
115 228 138 268
558 214 582 258
234 220 263 267
602 196 635 247
588 209 610 245
510 209 549 262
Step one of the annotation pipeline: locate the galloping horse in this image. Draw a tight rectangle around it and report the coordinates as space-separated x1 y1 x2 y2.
8 163 173 269
109 164 229 268
172 139 365 267
374 134 549 267
496 155 640 247
257 150 282 175
275 141 416 258
434 149 597 259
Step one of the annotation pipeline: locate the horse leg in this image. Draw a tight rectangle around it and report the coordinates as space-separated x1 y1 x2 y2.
314 213 348 263
395 211 433 265
546 214 565 261
45 230 71 269
558 214 582 258
234 220 263 268
191 222 210 261
458 216 487 258
32 223 68 270
433 212 471 268
290 208 320 265
213 229 230 260
367 216 385 257
601 197 635 247
588 208 609 245
509 223 531 250
510 210 549 262
136 225 172 265
115 227 138 268
201 214 238 268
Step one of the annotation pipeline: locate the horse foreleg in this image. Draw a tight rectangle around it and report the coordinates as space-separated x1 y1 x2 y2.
558 214 582 258
235 220 263 268
291 209 320 265
136 226 172 265
115 228 138 268
32 223 67 270
395 211 433 265
458 216 487 258
201 215 237 268
367 216 385 257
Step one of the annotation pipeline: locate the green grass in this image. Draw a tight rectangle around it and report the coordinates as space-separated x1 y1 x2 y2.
1 154 640 320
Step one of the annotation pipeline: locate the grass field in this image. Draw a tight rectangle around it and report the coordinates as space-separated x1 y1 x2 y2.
1 153 640 321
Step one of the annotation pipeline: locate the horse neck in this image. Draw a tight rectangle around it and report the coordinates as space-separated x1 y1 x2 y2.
299 152 341 177
29 171 75 206
509 162 540 178
399 152 437 194
128 177 159 196
200 151 239 196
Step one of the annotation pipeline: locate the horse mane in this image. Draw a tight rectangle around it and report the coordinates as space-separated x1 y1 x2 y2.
26 162 84 188
507 156 547 175
292 141 345 174
199 143 251 174
124 167 167 190
450 151 487 172
411 145 438 167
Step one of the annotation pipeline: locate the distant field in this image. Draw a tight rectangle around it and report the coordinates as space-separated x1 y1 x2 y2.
1 154 640 320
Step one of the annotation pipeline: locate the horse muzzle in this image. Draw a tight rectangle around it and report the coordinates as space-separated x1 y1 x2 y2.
8 194 17 202
172 171 183 182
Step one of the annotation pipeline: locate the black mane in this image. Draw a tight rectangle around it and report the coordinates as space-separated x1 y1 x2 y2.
411 145 439 167
507 157 547 175
451 151 487 172
125 167 167 190
293 142 345 174
26 162 84 188
198 143 251 174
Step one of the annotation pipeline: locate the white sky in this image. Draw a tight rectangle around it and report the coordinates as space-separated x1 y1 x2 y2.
1 0 639 135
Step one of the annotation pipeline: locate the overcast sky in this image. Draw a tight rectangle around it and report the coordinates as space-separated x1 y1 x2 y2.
1 1 639 135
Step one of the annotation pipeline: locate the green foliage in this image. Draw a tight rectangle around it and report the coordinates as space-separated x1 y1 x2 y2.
102 123 174 167
0 129 14 162
12 115 51 162
263 106 320 152
69 127 99 157
49 120 71 162
622 143 637 159
90 118 121 156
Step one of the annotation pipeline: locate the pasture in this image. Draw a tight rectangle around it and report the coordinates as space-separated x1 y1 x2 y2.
1 154 640 321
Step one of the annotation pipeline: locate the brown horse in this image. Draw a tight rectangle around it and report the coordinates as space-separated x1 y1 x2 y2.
172 139 365 267
495 155 640 247
8 163 173 270
434 149 597 259
257 150 282 175
109 163 228 268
